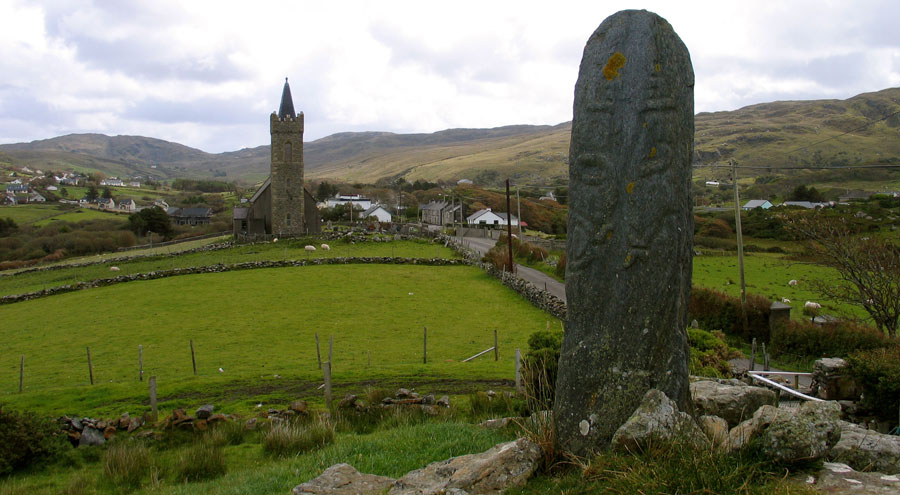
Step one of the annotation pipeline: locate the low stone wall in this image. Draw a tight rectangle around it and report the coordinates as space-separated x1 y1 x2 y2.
0 257 468 305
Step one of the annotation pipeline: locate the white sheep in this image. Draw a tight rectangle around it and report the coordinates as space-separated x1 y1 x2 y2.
782 298 791 303
321 243 330 251
109 266 120 272
305 245 316 252
804 301 822 310
788 279 798 286
272 237 278 243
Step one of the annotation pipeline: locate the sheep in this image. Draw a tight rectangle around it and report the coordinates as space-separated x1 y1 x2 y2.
321 243 331 251
109 266 120 272
782 298 791 303
272 237 278 243
788 279 798 286
304 245 317 252
804 301 822 310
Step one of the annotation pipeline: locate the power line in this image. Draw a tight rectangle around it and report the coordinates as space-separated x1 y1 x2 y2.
697 163 900 170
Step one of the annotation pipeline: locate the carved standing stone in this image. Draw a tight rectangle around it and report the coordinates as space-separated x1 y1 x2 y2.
554 9 695 456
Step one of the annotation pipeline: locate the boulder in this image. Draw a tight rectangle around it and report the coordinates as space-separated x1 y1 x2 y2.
436 396 451 408
611 389 707 453
808 462 900 494
79 426 105 446
117 413 131 429
389 437 541 495
338 395 359 409
811 358 861 401
103 426 117 440
828 421 900 474
196 404 215 419
290 400 309 415
479 417 513 429
293 463 395 495
698 415 729 448
690 380 777 427
728 401 841 463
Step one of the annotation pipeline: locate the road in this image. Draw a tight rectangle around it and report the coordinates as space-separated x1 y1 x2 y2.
460 236 567 303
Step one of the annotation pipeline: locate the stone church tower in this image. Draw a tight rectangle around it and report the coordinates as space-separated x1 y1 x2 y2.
270 78 305 235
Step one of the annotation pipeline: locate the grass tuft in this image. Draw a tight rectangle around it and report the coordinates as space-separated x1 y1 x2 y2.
102 441 150 491
171 441 227 483
262 417 335 457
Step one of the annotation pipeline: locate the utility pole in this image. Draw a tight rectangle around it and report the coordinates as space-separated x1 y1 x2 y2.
731 159 749 333
516 186 522 239
506 179 515 273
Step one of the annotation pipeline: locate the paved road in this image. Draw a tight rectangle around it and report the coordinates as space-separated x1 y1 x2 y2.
460 236 567 302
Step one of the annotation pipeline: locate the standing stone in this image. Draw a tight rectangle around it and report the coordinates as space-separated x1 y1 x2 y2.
554 9 695 456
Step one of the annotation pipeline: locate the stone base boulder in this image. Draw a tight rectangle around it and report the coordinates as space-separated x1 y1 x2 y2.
293 463 395 495
728 401 841 463
811 358 861 401
690 379 777 428
389 437 541 495
806 462 900 494
611 389 707 452
828 421 900 474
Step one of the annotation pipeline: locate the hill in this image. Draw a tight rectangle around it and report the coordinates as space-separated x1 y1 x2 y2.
1 88 898 187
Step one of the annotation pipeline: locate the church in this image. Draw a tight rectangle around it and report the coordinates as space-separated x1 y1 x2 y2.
233 79 320 236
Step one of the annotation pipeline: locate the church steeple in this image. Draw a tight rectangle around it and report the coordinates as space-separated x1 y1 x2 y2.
278 77 296 120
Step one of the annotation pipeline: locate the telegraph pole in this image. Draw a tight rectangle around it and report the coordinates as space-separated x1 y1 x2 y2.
506 179 515 273
516 186 522 239
732 159 749 335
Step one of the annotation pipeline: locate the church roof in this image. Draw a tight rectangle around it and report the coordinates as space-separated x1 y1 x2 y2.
278 78 296 119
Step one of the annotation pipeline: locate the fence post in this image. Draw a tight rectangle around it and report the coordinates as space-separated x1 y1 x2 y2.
315 333 322 369
762 343 770 371
423 327 427 364
149 376 158 422
329 334 334 368
86 347 94 385
494 329 498 361
515 348 522 394
19 355 24 393
190 339 197 376
139 345 143 381
749 338 757 372
323 361 333 413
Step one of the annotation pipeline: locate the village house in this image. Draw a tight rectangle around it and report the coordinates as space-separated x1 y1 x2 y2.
466 208 519 227
169 207 213 225
118 199 136 212
325 193 372 210
361 204 392 223
100 178 125 187
742 199 772 210
421 200 461 225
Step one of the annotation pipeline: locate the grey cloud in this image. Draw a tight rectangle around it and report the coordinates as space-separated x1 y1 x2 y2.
0 86 75 128
124 96 259 125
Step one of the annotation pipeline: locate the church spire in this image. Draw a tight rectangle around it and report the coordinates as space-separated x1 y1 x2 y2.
278 77 296 120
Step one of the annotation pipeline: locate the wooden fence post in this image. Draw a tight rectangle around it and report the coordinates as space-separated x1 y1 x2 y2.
423 327 427 364
190 339 197 376
19 355 24 393
149 376 158 422
749 338 757 372
315 333 322 369
139 345 143 381
86 347 94 385
323 361 333 412
515 349 522 393
329 334 334 368
494 329 498 361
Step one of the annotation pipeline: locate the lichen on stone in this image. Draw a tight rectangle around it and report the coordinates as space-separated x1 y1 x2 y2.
603 52 627 80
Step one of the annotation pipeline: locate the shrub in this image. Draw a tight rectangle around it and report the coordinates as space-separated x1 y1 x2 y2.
102 441 150 490
845 345 900 422
0 406 68 475
465 391 525 421
770 319 888 360
555 252 566 279
522 329 563 411
688 287 772 343
688 328 742 378
173 441 226 482
208 419 251 446
262 418 335 457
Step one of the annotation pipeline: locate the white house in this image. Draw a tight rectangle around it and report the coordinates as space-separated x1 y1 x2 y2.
325 194 372 210
361 204 392 223
129 181 141 188
97 198 116 209
705 181 720 187
742 199 772 210
118 199 136 212
100 179 125 187
780 201 827 209
28 191 46 203
466 208 519 227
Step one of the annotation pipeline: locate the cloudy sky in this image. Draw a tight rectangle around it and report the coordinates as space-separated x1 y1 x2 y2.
1 0 898 153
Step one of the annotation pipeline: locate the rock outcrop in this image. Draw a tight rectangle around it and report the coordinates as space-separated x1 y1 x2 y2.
611 389 707 452
828 421 900 474
690 379 777 428
728 401 841 463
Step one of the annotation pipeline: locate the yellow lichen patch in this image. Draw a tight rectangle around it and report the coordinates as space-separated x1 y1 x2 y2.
626 182 635 194
603 52 627 80
643 122 647 128
649 147 657 158
655 63 661 72
606 230 614 240
624 254 632 266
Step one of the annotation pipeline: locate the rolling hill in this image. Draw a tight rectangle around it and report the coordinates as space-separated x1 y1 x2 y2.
1 88 898 187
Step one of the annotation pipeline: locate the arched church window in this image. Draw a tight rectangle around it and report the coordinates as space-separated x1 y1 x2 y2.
284 142 292 161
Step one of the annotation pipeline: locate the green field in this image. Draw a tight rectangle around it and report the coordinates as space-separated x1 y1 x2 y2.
0 263 559 416
0 204 124 226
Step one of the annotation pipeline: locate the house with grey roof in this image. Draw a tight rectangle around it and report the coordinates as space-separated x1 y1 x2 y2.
742 199 772 210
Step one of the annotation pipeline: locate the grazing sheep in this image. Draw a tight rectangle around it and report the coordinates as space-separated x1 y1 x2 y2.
109 266 120 272
321 243 330 251
782 298 791 303
804 301 822 310
305 245 316 252
272 238 278 243
788 279 798 286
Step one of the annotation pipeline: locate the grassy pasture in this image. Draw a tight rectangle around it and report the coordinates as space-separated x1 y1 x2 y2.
0 204 124 227
0 264 559 416
0 239 457 296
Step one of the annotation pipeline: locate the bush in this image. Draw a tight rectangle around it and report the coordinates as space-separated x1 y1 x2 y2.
173 441 226 482
262 419 335 457
102 441 150 490
688 287 773 343
770 319 888 360
555 252 566 279
522 329 563 411
846 345 900 422
465 391 525 421
0 406 68 475
688 329 742 378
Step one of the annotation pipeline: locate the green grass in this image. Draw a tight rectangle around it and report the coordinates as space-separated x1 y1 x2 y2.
0 238 457 296
0 263 559 416
33 208 126 226
0 204 124 227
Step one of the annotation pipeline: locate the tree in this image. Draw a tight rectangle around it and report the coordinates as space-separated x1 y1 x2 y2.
102 187 114 199
789 184 823 202
128 206 173 238
85 185 99 201
788 213 900 337
60 187 68 198
316 181 339 201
